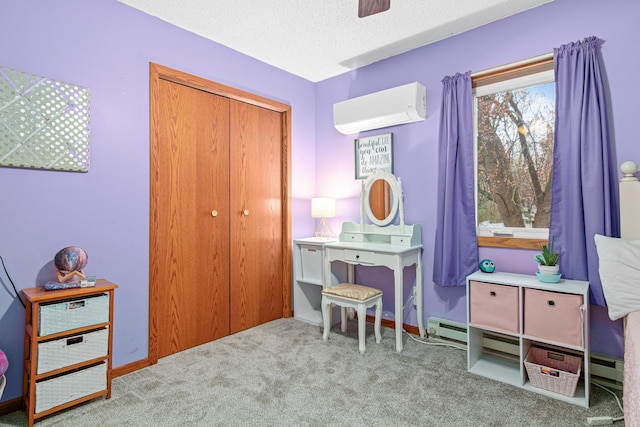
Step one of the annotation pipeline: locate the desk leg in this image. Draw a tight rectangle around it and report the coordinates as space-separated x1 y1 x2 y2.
324 257 332 289
323 258 332 329
394 264 403 352
416 257 425 338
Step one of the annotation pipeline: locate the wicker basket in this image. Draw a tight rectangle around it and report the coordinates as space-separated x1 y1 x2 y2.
524 347 581 397
35 362 106 413
37 328 108 374
39 293 109 336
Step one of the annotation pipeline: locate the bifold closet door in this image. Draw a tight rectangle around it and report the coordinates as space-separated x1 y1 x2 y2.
229 100 284 333
153 79 231 358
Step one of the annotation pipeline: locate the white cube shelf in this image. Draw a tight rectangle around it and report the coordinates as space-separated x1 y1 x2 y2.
466 271 590 407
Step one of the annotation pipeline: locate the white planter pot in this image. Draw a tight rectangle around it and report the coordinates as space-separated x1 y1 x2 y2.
538 265 559 275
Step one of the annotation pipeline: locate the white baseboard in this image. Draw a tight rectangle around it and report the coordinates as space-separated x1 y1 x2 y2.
427 316 624 389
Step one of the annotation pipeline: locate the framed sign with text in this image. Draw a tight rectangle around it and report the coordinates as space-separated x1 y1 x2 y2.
354 133 393 179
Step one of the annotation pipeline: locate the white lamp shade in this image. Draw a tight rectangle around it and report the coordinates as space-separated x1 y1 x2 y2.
311 198 335 218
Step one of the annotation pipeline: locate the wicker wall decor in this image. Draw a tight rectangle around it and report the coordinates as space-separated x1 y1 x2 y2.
0 66 90 172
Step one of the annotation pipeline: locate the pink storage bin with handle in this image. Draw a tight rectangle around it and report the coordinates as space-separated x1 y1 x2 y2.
524 288 584 347
470 281 519 333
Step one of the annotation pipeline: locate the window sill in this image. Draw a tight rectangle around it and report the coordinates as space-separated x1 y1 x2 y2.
477 236 546 250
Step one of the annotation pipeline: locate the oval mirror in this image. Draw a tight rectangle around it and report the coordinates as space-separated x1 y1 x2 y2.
369 179 391 221
363 169 400 227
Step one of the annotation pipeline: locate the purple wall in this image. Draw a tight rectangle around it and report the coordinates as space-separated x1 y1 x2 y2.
0 0 638 404
0 0 316 401
315 0 640 360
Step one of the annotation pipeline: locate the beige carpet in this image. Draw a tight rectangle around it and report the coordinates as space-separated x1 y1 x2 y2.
0 318 625 426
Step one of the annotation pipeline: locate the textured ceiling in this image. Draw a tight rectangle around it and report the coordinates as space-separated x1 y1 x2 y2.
118 0 553 82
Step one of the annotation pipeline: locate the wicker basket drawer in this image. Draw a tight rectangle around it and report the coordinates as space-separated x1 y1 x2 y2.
35 362 106 414
39 294 109 336
524 288 584 347
524 347 581 397
36 328 108 374
469 281 519 333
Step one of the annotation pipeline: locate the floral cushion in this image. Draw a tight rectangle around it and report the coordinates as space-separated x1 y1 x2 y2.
322 283 382 300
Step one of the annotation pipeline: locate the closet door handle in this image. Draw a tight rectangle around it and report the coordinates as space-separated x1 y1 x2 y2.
211 210 218 217
242 209 250 216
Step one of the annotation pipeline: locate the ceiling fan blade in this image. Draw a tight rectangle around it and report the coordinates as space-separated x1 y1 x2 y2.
358 0 390 18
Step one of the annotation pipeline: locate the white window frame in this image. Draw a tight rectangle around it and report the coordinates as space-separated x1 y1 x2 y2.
473 68 555 241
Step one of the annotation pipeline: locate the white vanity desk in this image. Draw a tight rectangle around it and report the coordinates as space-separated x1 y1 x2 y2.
322 169 424 352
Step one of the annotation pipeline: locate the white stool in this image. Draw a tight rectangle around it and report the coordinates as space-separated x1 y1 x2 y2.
321 283 383 354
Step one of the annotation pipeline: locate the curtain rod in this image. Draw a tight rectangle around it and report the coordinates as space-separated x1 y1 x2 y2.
471 52 554 78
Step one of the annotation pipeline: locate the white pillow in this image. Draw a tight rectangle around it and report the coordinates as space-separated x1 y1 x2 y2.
594 234 640 320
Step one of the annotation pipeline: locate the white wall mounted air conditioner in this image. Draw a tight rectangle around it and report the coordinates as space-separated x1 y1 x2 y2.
333 82 426 134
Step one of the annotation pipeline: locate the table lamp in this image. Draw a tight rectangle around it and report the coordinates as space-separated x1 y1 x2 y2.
311 197 335 239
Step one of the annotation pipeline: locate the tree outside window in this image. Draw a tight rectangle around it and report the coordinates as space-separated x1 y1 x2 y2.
474 67 555 242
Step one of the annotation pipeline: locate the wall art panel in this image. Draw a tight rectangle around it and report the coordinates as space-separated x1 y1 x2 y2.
0 66 90 172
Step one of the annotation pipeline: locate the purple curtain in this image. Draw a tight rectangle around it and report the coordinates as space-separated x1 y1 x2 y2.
433 71 478 287
550 36 619 306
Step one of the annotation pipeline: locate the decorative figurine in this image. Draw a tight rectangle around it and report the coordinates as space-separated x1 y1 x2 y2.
479 259 496 273
54 246 88 282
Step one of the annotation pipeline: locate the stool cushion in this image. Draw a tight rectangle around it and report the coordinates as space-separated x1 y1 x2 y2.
321 283 382 300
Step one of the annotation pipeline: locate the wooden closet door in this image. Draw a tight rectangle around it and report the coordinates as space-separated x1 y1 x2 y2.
152 79 231 358
150 63 292 364
229 100 283 333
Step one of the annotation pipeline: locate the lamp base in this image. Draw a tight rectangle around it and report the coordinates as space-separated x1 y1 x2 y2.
315 217 334 239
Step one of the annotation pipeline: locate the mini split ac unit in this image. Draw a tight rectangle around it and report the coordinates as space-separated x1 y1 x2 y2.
333 82 426 134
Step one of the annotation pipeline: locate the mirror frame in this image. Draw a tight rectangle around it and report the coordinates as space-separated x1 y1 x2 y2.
363 169 401 227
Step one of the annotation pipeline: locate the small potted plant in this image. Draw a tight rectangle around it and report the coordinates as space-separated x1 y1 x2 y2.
535 235 560 276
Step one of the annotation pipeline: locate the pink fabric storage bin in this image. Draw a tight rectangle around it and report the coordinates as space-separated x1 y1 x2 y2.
524 288 584 347
469 281 519 333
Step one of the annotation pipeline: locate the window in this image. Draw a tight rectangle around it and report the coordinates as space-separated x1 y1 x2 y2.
473 57 555 248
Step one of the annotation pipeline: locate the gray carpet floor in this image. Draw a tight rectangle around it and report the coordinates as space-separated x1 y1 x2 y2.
0 318 625 426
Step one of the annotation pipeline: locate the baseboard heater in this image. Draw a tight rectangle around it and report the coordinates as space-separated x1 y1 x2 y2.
427 316 624 390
